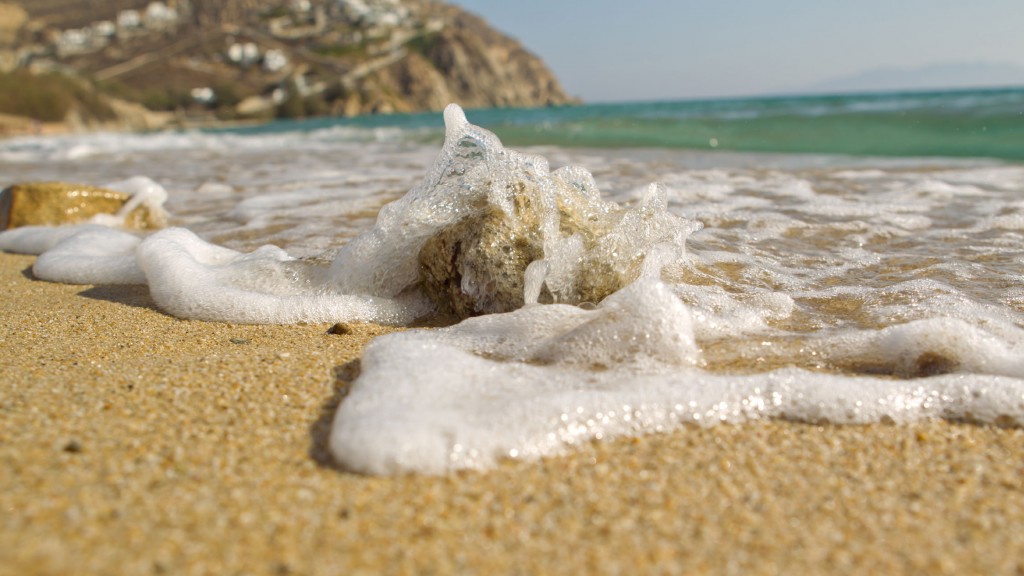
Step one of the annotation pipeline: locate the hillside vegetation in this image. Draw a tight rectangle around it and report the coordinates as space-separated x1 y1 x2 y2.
0 69 114 122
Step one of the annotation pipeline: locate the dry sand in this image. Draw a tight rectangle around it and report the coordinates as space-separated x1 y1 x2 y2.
1 251 1023 575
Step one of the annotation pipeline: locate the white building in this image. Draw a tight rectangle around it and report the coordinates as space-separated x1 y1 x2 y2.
92 21 116 37
117 10 142 30
144 2 179 27
339 0 409 26
227 42 260 66
190 87 216 105
262 49 289 72
56 28 91 56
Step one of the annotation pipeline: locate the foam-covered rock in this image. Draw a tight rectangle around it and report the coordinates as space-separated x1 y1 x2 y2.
419 203 545 317
411 105 701 318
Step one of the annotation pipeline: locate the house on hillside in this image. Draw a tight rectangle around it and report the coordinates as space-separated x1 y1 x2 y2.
92 21 116 39
143 2 179 29
117 10 142 31
338 0 411 27
263 49 289 73
55 24 116 58
227 42 260 66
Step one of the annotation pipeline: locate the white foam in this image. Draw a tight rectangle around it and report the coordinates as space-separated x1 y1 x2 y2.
34 226 144 284
0 224 101 255
100 176 169 227
331 277 1024 475
326 105 492 297
0 173 432 323
830 317 1024 377
137 227 430 324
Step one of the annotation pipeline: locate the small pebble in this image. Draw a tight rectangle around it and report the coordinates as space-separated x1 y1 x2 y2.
327 323 352 335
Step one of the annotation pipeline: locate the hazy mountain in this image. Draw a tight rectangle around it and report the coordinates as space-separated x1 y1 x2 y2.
806 61 1024 94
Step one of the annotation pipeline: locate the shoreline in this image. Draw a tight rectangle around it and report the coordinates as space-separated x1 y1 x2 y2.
2 251 1023 574
0 111 269 140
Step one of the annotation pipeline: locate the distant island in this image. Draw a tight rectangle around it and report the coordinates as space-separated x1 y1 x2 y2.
0 0 577 134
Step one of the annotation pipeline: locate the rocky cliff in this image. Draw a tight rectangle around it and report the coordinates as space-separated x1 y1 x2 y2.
0 0 577 130
334 4 573 115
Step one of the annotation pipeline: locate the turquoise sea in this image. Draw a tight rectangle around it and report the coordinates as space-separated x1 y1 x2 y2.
218 87 1024 160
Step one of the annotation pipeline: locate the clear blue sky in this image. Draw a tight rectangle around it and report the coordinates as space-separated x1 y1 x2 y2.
449 0 1024 102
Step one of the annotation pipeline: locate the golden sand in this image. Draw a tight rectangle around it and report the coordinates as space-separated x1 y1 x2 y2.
1 252 1023 575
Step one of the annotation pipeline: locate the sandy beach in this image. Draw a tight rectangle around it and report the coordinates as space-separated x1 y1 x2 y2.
1 250 1023 575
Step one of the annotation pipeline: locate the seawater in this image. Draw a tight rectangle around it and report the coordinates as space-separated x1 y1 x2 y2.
218 86 1024 160
1 92 1024 475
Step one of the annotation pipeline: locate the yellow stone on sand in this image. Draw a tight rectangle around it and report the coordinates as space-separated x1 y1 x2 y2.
0 181 165 230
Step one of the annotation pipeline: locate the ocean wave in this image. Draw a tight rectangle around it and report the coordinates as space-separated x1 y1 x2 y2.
5 104 1024 474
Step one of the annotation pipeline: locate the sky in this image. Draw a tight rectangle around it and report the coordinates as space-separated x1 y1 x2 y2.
449 0 1024 102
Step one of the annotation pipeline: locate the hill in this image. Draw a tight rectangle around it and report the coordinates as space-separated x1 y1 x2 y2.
0 0 577 132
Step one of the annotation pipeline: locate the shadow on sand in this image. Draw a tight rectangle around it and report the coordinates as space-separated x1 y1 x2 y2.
77 284 161 311
22 263 162 313
309 359 362 471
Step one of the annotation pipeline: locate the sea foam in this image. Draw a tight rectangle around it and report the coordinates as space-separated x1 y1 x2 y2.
326 105 1024 474
332 288 1024 475
4 105 1024 475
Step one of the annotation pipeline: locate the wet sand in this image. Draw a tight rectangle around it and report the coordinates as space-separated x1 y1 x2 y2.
1 251 1022 575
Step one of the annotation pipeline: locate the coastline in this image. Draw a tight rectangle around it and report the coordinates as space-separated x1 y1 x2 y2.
0 110 266 140
2 251 1023 574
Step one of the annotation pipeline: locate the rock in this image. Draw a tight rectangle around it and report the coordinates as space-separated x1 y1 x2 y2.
327 322 352 335
418 176 623 319
0 3 27 48
341 7 579 117
105 98 175 132
408 105 697 321
417 168 698 320
236 95 274 117
0 182 165 230
419 204 545 318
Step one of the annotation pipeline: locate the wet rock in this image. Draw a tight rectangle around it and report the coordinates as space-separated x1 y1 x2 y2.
0 182 165 230
417 175 625 319
413 107 700 320
419 204 545 318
